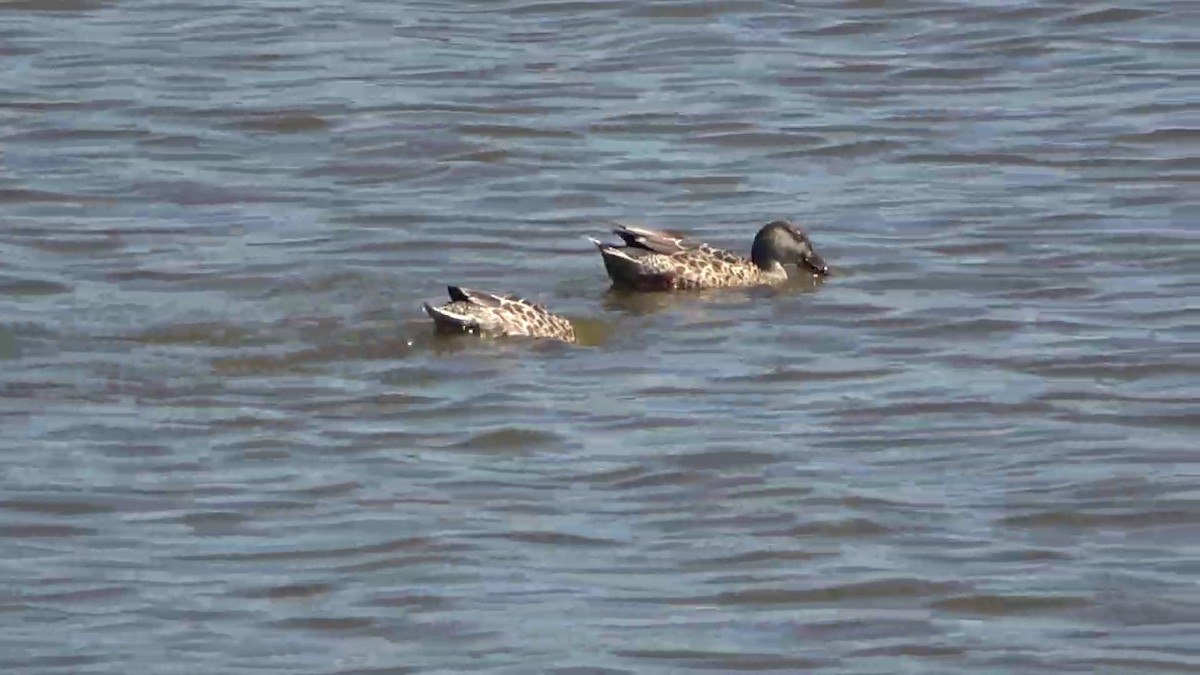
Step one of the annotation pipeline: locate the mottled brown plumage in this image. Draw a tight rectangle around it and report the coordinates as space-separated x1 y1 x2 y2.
423 286 576 343
588 220 828 291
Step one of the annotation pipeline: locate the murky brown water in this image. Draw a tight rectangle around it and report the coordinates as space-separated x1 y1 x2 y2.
2 0 1198 672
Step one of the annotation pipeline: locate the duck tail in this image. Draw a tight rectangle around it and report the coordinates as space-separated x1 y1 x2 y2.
584 235 611 251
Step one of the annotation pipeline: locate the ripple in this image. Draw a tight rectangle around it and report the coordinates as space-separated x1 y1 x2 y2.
783 517 895 538
0 188 107 204
1000 509 1200 531
666 578 965 607
614 650 827 670
228 113 331 134
1063 7 1160 26
679 548 826 570
241 582 333 600
0 499 114 516
501 531 618 547
0 277 72 296
933 594 1093 615
0 0 111 10
273 616 376 633
0 524 94 537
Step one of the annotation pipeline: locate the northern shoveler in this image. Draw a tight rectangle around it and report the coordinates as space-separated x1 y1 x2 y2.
588 220 828 291
423 285 576 343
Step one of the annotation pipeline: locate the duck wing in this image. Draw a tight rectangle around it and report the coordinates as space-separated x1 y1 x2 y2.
447 285 547 312
611 223 691 255
446 285 502 304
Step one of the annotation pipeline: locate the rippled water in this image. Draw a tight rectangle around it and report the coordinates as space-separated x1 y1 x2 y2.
2 0 1198 672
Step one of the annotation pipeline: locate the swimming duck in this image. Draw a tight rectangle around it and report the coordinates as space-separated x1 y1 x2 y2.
423 285 576 343
588 220 828 291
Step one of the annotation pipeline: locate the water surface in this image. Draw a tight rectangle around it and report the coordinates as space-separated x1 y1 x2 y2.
2 0 1198 672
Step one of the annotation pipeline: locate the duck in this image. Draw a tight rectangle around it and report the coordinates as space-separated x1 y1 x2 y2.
588 220 829 291
423 285 576 343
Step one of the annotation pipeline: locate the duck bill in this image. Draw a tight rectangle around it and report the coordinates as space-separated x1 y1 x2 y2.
802 252 829 276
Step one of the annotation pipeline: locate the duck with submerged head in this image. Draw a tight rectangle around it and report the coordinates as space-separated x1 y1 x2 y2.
423 285 576 343
588 220 829 291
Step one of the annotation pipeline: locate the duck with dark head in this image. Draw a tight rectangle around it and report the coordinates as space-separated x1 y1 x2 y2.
588 219 829 291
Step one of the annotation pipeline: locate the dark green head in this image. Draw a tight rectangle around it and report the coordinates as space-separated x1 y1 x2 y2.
750 220 828 276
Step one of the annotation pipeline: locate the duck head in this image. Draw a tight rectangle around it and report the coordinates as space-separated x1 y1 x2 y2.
750 220 828 276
